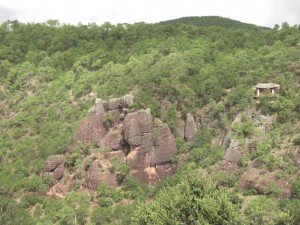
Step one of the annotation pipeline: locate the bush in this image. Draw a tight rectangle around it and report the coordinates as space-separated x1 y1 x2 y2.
103 112 114 129
91 206 113 225
264 181 282 197
243 188 258 196
97 197 113 207
132 172 243 225
291 176 300 199
292 136 300 145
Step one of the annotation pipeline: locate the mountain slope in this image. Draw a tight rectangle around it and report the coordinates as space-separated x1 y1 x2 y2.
158 16 267 29
0 19 299 224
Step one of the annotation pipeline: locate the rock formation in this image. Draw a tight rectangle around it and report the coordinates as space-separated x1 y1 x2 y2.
124 112 177 184
67 98 107 152
40 94 179 195
184 113 197 142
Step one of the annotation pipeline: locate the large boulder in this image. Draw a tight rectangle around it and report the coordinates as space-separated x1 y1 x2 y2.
101 127 123 151
223 140 242 163
123 109 153 146
124 110 177 184
41 154 65 172
86 159 117 190
108 98 122 110
176 111 185 139
121 94 134 108
151 118 177 164
68 99 107 152
185 113 197 142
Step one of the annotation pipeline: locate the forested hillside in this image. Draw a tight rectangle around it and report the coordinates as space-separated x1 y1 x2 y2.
0 17 300 224
159 16 262 29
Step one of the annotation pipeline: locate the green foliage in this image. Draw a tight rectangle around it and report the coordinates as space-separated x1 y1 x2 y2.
97 197 113 207
0 196 35 225
132 171 244 225
212 170 238 187
103 112 114 129
91 206 114 224
160 16 265 29
245 196 294 225
264 181 283 197
292 136 300 145
291 176 300 199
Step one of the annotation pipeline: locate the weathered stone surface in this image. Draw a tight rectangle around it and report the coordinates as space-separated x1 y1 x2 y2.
151 118 177 164
107 94 133 110
127 148 151 170
68 99 107 152
48 174 74 196
86 160 117 190
108 98 122 110
213 130 231 146
86 161 102 190
121 94 134 108
185 113 197 142
156 163 176 180
102 128 123 150
131 169 151 184
41 94 180 195
123 109 152 146
52 165 64 180
159 99 171 121
124 111 177 184
42 155 65 172
223 140 242 163
176 111 185 139
145 166 160 185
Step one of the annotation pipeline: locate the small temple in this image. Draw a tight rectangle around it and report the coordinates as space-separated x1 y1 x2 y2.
254 83 280 96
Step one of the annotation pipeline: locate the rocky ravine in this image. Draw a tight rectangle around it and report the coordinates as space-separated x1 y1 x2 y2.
39 94 196 196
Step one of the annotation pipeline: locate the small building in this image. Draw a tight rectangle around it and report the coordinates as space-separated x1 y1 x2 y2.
254 83 280 96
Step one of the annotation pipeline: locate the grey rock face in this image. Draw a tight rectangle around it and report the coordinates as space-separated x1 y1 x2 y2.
184 113 197 142
41 155 65 172
68 99 107 152
176 111 185 139
223 140 242 163
124 110 177 184
151 118 177 164
123 109 153 146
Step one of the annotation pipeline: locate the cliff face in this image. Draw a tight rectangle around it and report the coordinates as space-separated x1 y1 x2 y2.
40 94 195 196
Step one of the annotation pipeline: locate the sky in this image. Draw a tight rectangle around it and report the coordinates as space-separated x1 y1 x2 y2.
0 0 300 28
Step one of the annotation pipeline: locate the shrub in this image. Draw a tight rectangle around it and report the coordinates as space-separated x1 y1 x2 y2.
91 206 113 224
264 181 282 197
97 197 113 207
243 188 258 196
132 172 243 225
103 112 114 129
292 136 300 145
291 176 300 199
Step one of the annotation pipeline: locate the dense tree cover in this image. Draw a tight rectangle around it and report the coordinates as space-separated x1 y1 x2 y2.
159 16 264 29
132 169 244 225
0 17 300 224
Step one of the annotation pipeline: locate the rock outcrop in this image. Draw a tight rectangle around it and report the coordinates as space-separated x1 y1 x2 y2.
223 140 242 163
40 154 65 173
185 113 197 142
68 98 107 152
41 94 179 195
176 111 185 139
124 110 177 184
